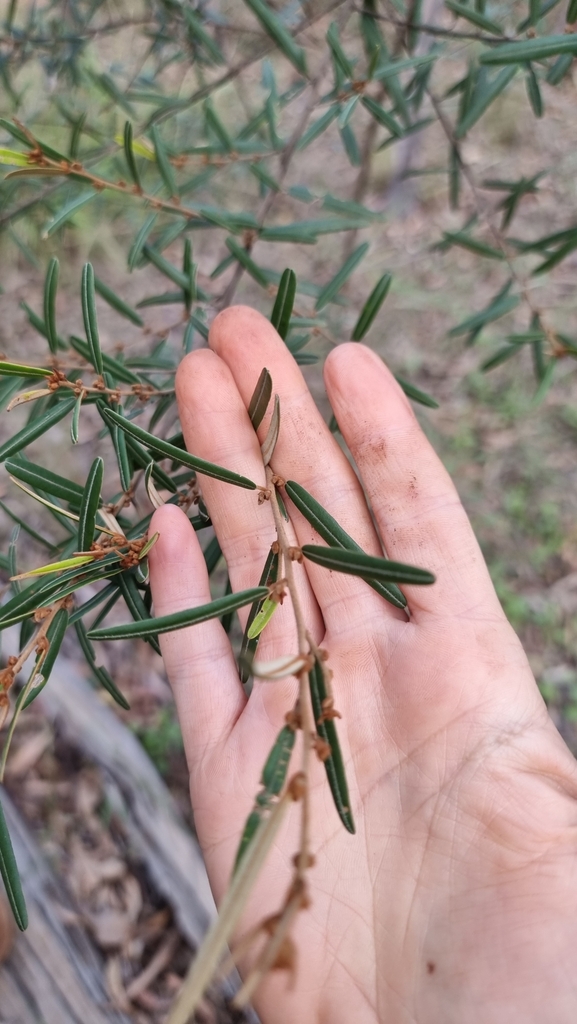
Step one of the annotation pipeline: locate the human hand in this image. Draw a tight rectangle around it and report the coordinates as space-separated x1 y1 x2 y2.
150 306 577 1024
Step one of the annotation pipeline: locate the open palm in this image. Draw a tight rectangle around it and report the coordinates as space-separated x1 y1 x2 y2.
150 307 577 1024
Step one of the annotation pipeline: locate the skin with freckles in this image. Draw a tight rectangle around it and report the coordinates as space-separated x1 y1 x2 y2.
149 306 577 1024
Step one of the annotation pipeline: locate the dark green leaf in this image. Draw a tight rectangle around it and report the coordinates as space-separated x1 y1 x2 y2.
479 35 577 63
0 361 50 379
99 406 256 490
43 257 59 355
242 0 307 74
225 237 268 288
441 231 504 259
203 535 222 575
42 192 97 237
284 481 406 609
301 544 435 585
0 498 53 550
23 607 69 708
123 121 141 190
315 243 369 311
394 375 439 409
270 269 296 340
78 457 103 553
546 52 574 85
455 67 518 137
5 457 84 508
117 573 160 655
309 657 354 833
327 21 355 78
248 368 273 430
88 586 269 641
70 337 141 384
361 96 403 137
449 281 518 338
183 7 225 63
445 0 504 33
204 99 232 151
0 397 75 463
232 810 262 875
525 64 543 117
81 263 103 376
71 392 82 444
94 276 143 326
339 124 361 166
128 213 158 271
0 796 28 931
150 125 177 197
296 106 340 150
260 724 295 795
351 273 392 340
74 620 130 710
569 0 577 21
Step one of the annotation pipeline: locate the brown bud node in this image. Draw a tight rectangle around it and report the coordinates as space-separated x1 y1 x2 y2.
288 772 307 802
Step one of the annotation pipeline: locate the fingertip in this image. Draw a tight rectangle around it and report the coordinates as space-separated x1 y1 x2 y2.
149 503 193 568
324 343 414 418
209 304 278 360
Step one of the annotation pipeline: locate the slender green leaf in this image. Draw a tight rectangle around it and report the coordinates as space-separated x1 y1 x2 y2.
309 657 354 833
569 0 577 21
233 724 296 873
270 269 296 340
71 392 82 444
203 535 222 575
74 620 130 710
301 544 435 585
242 0 307 74
546 52 574 84
225 237 268 288
284 481 406 609
123 121 141 190
94 276 143 326
183 7 225 63
78 458 103 553
441 230 504 259
479 35 577 63
0 796 28 930
352 273 392 340
81 263 103 376
456 67 518 137
99 406 256 490
326 21 355 78
239 547 279 684
316 243 369 311
361 96 403 138
296 106 340 150
43 257 59 355
480 344 519 371
248 367 272 430
150 125 177 197
117 573 160 655
525 64 543 117
128 213 158 271
394 375 439 409
5 458 83 507
0 397 75 463
69 336 141 384
445 0 504 33
23 607 69 708
88 586 269 641
0 361 50 378
42 191 97 238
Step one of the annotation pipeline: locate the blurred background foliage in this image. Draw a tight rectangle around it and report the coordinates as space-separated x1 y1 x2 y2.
0 0 577 953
